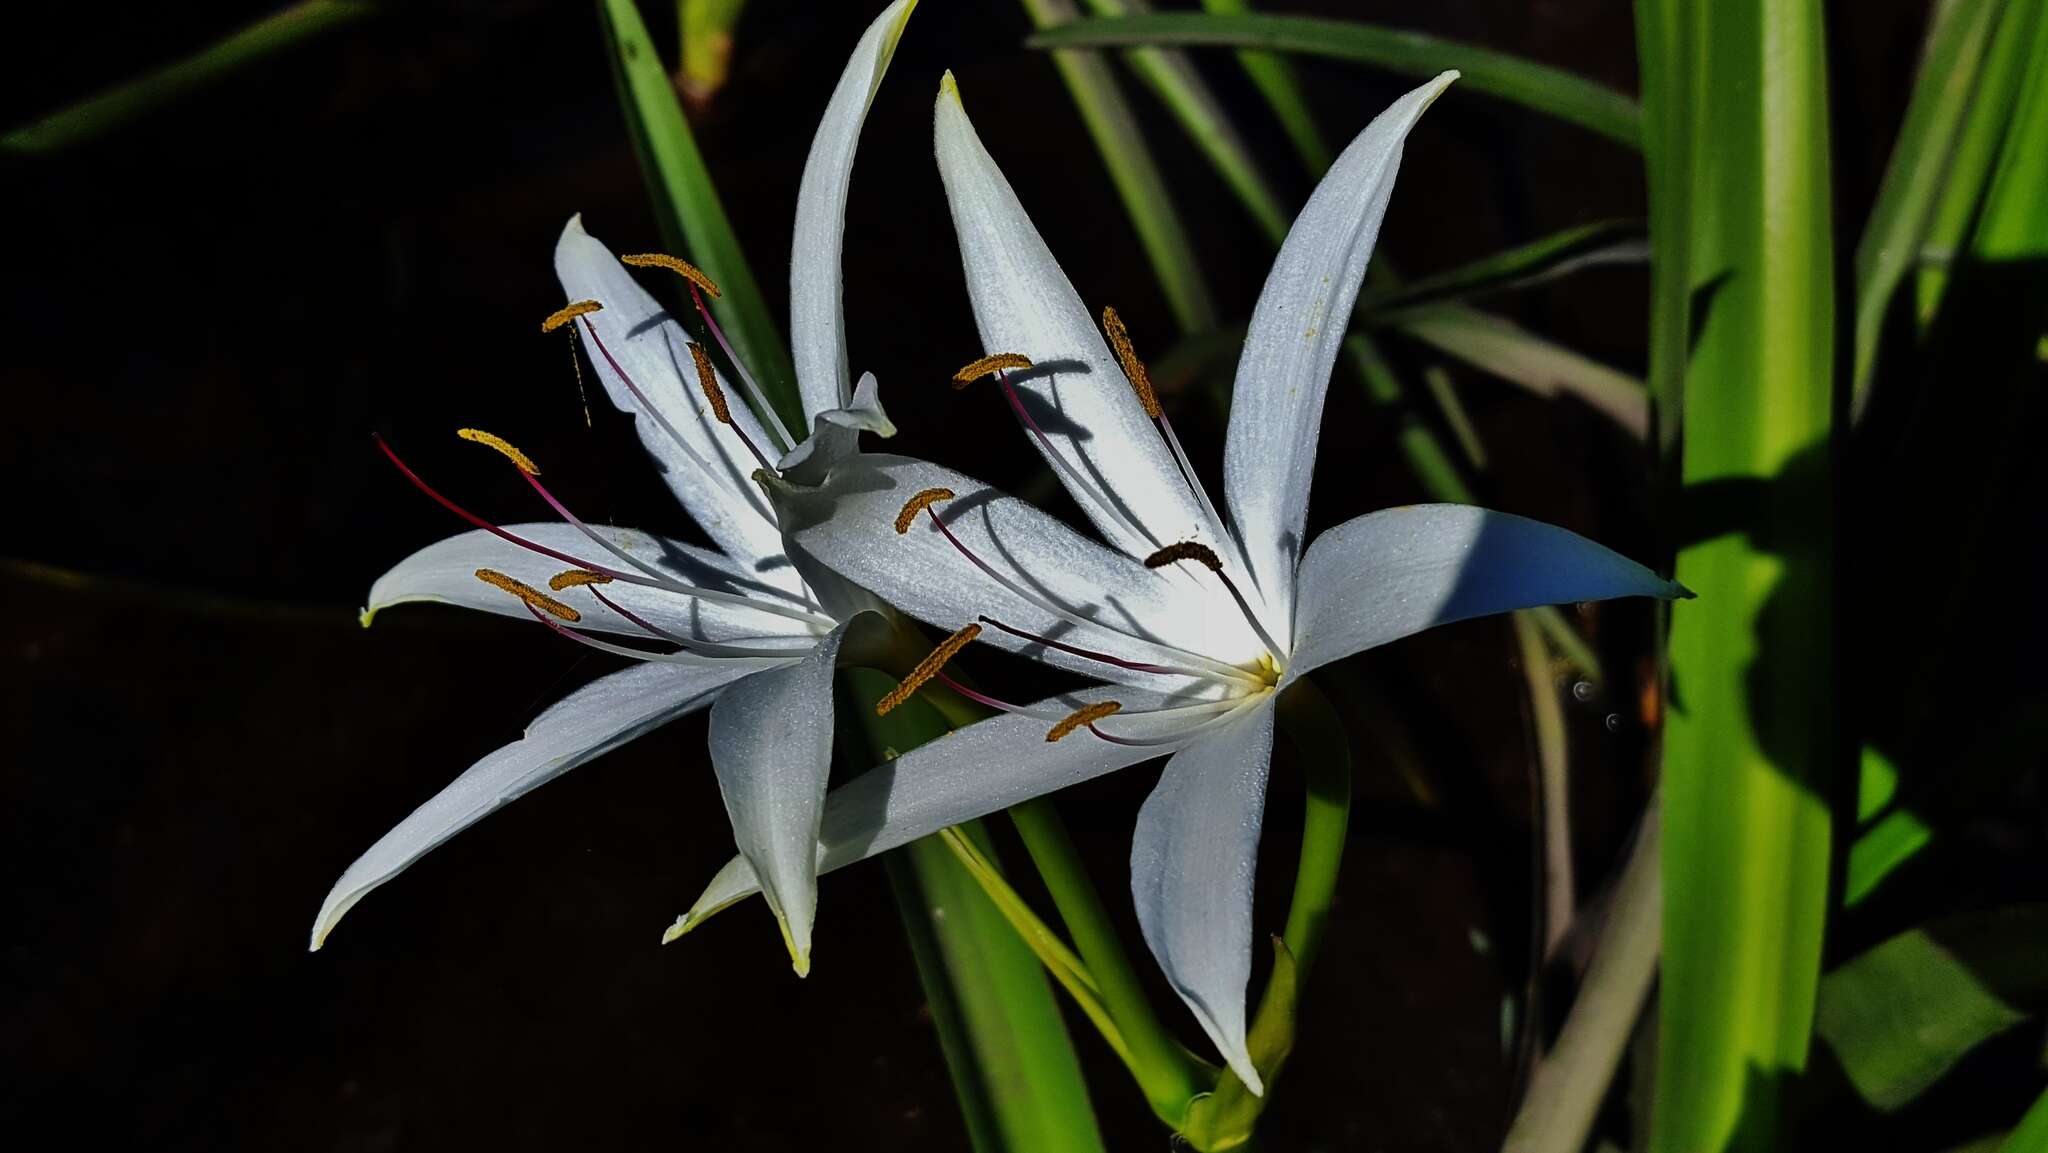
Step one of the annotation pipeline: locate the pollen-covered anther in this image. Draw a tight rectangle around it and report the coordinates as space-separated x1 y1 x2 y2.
474 568 581 622
1144 541 1224 572
952 352 1034 389
456 428 541 475
686 341 731 425
1047 700 1123 743
622 253 722 299
1101 306 1161 418
876 623 983 716
894 487 956 534
542 299 604 333
548 569 613 592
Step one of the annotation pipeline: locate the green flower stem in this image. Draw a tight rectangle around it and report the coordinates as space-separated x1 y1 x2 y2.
847 668 1107 1153
915 679 1208 1125
3 1 375 155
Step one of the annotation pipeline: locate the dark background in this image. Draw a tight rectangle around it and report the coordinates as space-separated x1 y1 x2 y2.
0 1 1963 1150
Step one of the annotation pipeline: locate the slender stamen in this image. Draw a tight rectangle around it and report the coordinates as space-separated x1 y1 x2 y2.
895 487 957 534
549 569 612 591
1086 699 1252 747
977 615 1179 676
910 504 1241 682
475 568 581 622
682 282 794 452
621 253 721 298
457 428 543 475
991 369 1158 550
521 602 725 665
1145 541 1288 660
953 352 1034 388
688 340 773 474
931 671 1062 720
877 624 982 716
576 317 780 526
587 586 820 659
1048 700 1122 742
1101 306 1161 419
542 300 604 333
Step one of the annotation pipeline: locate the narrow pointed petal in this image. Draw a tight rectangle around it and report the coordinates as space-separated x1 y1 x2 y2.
1131 701 1278 1096
668 687 1214 935
364 524 824 648
771 453 1264 685
1288 504 1687 677
1223 72 1458 631
790 0 917 418
555 217 795 586
934 75 1226 560
707 615 876 975
310 659 777 950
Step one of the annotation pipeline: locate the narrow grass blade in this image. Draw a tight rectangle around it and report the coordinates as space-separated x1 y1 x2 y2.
1646 3 1838 1151
845 669 1107 1153
1028 12 1641 149
677 0 750 105
1018 0 1218 333
1358 219 1648 315
1200 0 1330 172
597 0 800 431
1850 0 2006 415
2001 1087 2048 1153
1382 303 1649 440
1077 0 1291 244
2 1 374 155
1513 612 1574 956
1816 906 2048 1112
1914 0 2043 326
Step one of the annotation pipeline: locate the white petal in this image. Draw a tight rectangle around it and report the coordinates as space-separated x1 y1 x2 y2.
1289 504 1687 677
1222 72 1457 633
790 0 917 418
934 74 1226 560
310 658 778 950
364 524 825 647
708 615 873 975
1131 700 1278 1096
672 687 1211 932
555 216 796 587
772 453 1264 686
776 370 895 487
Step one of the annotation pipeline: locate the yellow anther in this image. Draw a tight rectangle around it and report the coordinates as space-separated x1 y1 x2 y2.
548 569 613 591
952 352 1034 389
622 253 722 298
687 341 731 425
1047 700 1122 743
1101 306 1160 418
542 299 604 333
876 624 983 716
457 428 541 475
1143 541 1224 572
474 568 582 622
895 487 956 534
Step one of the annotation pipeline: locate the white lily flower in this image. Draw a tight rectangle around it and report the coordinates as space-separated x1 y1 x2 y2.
308 0 919 973
673 70 1688 1093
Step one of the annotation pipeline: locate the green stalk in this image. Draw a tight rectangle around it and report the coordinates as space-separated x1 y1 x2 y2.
846 669 1107 1153
3 1 375 155
915 681 1207 1125
1643 3 1838 1151
1028 12 1642 149
1199 0 1330 173
597 0 802 432
1017 0 1219 333
676 0 750 104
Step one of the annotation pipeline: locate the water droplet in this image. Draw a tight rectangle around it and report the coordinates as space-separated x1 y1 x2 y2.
1572 680 1597 703
1605 713 1622 732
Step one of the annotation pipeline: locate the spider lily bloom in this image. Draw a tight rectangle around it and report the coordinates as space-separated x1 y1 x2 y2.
674 70 1688 1093
308 0 918 973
